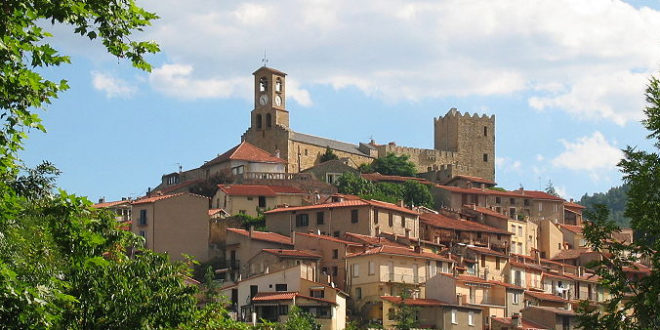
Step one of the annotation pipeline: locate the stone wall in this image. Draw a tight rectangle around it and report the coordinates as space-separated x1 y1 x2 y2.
290 140 373 173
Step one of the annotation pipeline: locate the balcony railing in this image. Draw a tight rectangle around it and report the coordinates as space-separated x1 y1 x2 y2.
386 272 421 284
240 172 313 181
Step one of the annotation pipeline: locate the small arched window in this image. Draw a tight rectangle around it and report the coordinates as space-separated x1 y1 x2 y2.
256 114 262 129
266 113 272 128
259 77 268 92
275 78 282 92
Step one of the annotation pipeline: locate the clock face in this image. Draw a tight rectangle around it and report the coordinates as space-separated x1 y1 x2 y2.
259 94 268 105
275 95 282 106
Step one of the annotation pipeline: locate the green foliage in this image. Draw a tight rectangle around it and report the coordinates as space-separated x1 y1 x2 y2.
319 146 339 163
277 306 321 330
545 180 560 197
391 289 419 330
576 76 660 329
579 184 631 228
336 173 434 207
487 186 507 192
234 213 267 231
361 153 417 177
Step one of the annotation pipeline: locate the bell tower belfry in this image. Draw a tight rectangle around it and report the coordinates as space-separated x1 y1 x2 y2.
251 66 289 130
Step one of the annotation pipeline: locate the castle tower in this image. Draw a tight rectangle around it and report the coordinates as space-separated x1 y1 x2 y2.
434 108 495 181
251 66 289 130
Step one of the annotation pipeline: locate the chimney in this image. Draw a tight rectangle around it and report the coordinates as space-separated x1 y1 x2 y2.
275 149 281 158
98 197 105 204
147 187 151 196
249 226 254 239
512 313 522 328
398 200 405 207
291 231 296 245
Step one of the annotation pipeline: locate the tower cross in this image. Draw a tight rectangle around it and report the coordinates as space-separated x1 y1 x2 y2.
261 50 268 67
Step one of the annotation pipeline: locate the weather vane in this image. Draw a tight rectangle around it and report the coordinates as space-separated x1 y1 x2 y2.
261 49 268 67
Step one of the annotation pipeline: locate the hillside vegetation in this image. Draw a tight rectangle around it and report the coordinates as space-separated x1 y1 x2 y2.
579 184 630 228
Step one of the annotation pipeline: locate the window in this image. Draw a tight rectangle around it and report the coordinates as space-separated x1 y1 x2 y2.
275 284 287 292
310 289 324 298
238 210 246 215
258 196 266 208
401 216 405 228
352 264 360 277
496 257 501 270
483 126 488 136
355 287 362 299
369 261 375 275
513 292 520 304
275 78 282 92
495 197 501 204
332 249 339 259
332 266 338 276
333 231 340 237
558 243 562 250
247 196 253 201
510 224 516 233
322 267 328 274
256 114 262 129
351 209 359 223
441 261 449 274
373 209 378 224
266 113 272 127
388 308 396 320
509 207 516 219
388 213 393 226
518 242 523 254
481 255 486 267
278 305 288 315
483 153 488 162
451 309 458 324
316 212 324 225
139 209 147 225
468 311 474 326
517 226 523 236
259 77 267 92
538 202 543 212
510 198 515 204
304 149 308 156
295 214 309 227
524 199 530 206
250 285 258 298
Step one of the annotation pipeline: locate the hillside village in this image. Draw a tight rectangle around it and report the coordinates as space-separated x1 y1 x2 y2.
94 67 649 330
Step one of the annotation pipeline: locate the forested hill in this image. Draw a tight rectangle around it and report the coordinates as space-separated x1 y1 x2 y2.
579 183 630 228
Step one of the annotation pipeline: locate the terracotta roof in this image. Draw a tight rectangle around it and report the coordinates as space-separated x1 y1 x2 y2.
455 274 491 285
93 200 131 209
420 213 511 235
208 208 227 217
509 260 544 272
542 272 574 280
491 317 549 330
380 296 448 307
493 280 525 290
524 306 575 316
558 224 583 234
252 292 297 301
218 184 304 197
525 291 569 303
226 228 293 245
131 193 185 205
289 131 369 156
563 272 600 283
361 172 431 184
347 245 453 263
202 141 286 168
446 175 496 186
157 179 203 195
464 205 508 220
343 232 408 248
294 232 362 246
265 198 419 216
435 185 565 201
467 245 509 257
563 201 586 209
261 249 321 259
254 66 287 76
296 294 338 305
551 248 590 260
623 262 652 274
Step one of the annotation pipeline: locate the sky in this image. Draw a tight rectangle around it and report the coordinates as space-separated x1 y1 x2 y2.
19 0 660 202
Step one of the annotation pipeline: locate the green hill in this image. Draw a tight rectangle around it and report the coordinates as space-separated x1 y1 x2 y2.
579 183 630 228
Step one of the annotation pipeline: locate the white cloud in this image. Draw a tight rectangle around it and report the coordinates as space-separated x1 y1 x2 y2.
551 131 623 172
91 72 137 98
496 156 522 172
122 0 660 123
535 154 544 162
149 64 249 100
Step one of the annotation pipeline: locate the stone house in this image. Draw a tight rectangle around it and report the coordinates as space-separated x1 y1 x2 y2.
245 248 321 279
464 205 538 256
300 158 359 184
419 212 511 253
380 296 483 330
130 192 211 262
220 264 347 330
92 198 131 223
212 184 306 217
521 306 577 330
264 199 420 239
225 228 293 281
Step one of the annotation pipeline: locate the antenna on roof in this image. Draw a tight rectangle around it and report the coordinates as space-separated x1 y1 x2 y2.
261 49 268 67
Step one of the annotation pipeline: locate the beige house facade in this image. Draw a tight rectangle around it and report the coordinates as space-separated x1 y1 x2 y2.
225 228 293 281
213 184 306 217
130 193 211 262
381 296 483 330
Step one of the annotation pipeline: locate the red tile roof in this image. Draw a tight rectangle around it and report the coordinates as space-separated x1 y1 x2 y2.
157 179 203 195
252 292 297 301
294 232 362 246
380 296 449 307
218 184 304 197
447 175 496 185
466 245 509 257
131 193 185 205
226 228 293 245
525 291 569 303
347 245 453 263
208 208 227 217
93 200 131 209
491 317 549 330
262 249 321 259
542 272 573 281
563 201 586 209
420 213 512 235
551 248 590 260
343 232 408 248
265 198 419 216
558 224 583 234
361 173 432 184
509 260 544 272
435 185 565 201
203 141 286 168
464 205 508 220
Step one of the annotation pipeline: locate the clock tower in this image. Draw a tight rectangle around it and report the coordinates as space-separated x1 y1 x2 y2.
251 66 289 130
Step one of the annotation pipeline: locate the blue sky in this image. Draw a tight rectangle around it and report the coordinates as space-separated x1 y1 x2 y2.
19 0 660 202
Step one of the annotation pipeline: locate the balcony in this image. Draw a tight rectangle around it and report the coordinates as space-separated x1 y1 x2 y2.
386 272 421 284
229 260 241 270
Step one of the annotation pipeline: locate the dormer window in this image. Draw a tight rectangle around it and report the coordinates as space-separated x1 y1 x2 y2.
259 77 268 92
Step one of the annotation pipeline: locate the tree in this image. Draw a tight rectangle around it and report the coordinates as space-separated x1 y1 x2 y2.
277 306 320 330
364 153 417 177
577 76 660 329
0 1 237 328
319 146 339 163
544 180 560 197
402 181 434 208
391 289 419 330
337 172 376 196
